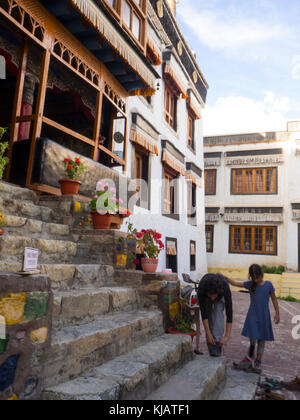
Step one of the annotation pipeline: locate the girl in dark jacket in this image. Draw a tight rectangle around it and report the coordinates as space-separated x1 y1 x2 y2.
197 273 233 357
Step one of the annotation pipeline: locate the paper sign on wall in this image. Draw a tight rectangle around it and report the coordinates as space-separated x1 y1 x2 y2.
23 248 39 272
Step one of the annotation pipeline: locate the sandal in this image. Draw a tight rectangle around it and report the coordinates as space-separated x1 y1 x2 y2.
233 357 253 372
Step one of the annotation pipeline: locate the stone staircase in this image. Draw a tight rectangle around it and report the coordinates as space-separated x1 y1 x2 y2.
0 181 259 400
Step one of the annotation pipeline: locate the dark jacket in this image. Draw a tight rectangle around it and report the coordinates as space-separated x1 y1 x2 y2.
197 274 233 323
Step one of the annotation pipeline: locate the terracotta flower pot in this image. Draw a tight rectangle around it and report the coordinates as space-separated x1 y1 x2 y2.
141 258 159 273
59 179 81 196
91 211 112 230
168 327 197 342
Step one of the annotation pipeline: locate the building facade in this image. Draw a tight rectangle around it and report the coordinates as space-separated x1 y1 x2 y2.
0 0 209 279
204 121 300 272
124 0 209 279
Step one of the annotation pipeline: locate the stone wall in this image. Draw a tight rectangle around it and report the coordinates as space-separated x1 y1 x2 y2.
114 271 180 330
0 272 53 400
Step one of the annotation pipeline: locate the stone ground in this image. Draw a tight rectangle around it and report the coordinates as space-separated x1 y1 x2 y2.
195 291 300 400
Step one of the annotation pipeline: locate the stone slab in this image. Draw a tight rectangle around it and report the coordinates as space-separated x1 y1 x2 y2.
218 368 259 400
43 334 193 400
146 356 227 401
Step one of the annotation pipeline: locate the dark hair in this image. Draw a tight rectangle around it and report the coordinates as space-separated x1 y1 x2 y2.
199 274 224 297
249 264 264 292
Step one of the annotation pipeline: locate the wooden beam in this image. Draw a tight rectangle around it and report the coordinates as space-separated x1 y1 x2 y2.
6 39 28 182
42 117 96 147
98 144 126 166
92 88 103 161
26 48 50 187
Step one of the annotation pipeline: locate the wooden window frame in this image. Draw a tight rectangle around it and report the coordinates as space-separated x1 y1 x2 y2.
205 169 217 196
133 145 150 210
187 113 195 151
190 240 196 271
166 237 178 274
187 181 197 221
103 0 147 51
206 225 214 253
229 225 277 255
164 83 177 130
163 166 179 220
231 167 277 195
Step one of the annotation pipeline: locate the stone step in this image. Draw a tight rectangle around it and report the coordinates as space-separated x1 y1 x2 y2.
0 180 38 202
2 214 71 239
45 309 164 388
217 368 259 400
146 356 227 400
53 287 139 328
0 196 61 224
0 263 115 290
43 334 194 400
0 235 77 264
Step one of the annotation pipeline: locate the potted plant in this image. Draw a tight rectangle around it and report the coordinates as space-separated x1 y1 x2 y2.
89 183 130 230
0 127 9 180
127 224 164 273
168 298 197 339
59 157 85 196
0 211 5 236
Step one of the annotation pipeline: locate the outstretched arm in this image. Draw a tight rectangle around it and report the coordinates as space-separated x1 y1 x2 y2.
218 273 245 289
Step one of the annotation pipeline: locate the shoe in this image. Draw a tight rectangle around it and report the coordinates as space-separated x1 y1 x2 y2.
233 357 253 372
281 377 300 392
194 350 204 356
253 360 262 374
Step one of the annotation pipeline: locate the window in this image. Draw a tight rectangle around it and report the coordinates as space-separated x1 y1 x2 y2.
187 181 197 222
134 146 150 209
205 169 217 195
232 168 277 194
103 0 146 47
188 114 195 150
163 168 177 216
166 238 178 273
206 225 214 253
229 226 277 255
164 84 177 130
190 241 196 271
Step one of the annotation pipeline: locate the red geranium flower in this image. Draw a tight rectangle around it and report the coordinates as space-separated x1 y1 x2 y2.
154 233 162 240
136 232 143 239
67 164 73 170
64 158 71 163
75 158 81 165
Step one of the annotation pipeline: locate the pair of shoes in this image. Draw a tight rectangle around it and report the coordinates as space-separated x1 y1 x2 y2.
281 377 300 392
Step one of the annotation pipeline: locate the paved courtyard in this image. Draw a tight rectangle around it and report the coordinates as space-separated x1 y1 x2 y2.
197 291 300 400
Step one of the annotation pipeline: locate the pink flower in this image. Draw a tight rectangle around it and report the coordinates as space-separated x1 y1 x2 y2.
110 187 116 192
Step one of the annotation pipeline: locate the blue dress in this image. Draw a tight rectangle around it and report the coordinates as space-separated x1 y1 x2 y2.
242 281 275 342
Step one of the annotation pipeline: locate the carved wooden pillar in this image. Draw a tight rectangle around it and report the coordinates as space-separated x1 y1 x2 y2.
17 73 36 140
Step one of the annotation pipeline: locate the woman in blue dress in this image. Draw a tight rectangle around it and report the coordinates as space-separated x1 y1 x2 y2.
220 264 280 373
